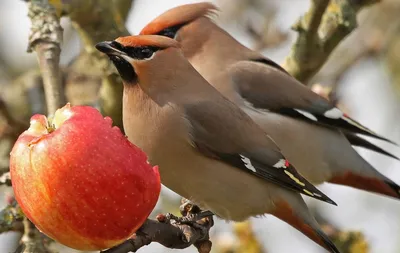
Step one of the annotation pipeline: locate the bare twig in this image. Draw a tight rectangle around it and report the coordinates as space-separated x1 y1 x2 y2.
307 0 331 38
102 200 214 253
282 0 329 82
27 0 64 115
283 0 381 83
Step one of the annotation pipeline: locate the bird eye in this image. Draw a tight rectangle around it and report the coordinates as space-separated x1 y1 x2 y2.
140 48 153 59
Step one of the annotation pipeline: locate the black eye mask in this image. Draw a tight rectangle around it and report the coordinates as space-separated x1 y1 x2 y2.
157 23 187 39
124 46 160 59
104 41 162 84
109 55 137 84
110 41 161 60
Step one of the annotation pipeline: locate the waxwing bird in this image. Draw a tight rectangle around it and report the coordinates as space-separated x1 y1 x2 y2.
139 2 400 200
95 35 340 253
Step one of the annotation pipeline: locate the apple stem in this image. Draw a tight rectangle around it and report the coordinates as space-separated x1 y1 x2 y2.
46 121 56 133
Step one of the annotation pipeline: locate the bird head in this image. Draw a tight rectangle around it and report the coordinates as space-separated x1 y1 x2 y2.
139 2 218 39
95 35 180 84
95 35 196 105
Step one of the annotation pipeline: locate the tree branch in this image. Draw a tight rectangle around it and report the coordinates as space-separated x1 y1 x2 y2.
102 200 214 253
27 0 65 115
306 0 331 39
283 0 381 83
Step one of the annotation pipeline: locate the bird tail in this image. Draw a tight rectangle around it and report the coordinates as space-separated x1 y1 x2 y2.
271 199 340 253
344 133 399 161
329 171 400 199
326 147 400 199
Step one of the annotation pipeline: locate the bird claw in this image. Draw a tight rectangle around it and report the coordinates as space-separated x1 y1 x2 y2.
179 198 200 216
156 197 215 244
164 210 214 225
160 199 214 226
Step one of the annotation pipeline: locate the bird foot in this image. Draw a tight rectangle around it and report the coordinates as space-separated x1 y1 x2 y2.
158 198 214 235
159 199 213 242
164 210 214 225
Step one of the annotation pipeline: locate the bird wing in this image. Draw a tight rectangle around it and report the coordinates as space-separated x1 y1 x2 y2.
183 99 336 205
227 60 396 145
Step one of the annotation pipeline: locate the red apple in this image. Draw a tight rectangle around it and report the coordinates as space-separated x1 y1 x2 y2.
10 103 161 250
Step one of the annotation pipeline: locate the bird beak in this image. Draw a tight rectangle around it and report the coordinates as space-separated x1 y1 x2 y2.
95 41 127 57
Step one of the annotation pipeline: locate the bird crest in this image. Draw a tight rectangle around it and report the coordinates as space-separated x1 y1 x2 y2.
140 2 219 35
115 35 180 49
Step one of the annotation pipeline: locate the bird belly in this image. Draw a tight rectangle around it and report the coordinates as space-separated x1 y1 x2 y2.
152 145 284 221
126 120 283 221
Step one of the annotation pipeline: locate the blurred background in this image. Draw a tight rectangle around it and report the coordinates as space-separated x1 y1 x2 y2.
1 0 400 252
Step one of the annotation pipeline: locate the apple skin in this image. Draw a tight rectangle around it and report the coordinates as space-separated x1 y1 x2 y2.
10 104 161 250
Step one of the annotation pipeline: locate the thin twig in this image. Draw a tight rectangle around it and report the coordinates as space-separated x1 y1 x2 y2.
282 0 329 82
306 0 330 39
27 0 64 115
283 0 381 83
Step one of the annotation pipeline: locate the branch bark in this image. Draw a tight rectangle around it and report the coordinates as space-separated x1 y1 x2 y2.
27 0 65 115
102 201 214 253
283 0 381 83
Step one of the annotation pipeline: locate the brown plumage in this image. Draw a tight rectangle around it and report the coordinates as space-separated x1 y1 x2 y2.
139 2 400 201
96 35 340 253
